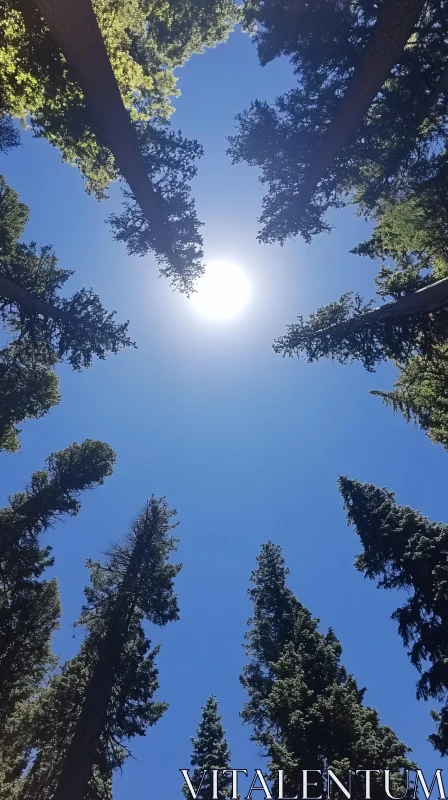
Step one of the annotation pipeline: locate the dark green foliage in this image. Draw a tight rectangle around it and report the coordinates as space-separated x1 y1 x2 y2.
0 439 115 798
109 123 205 293
1 1 238 290
352 164 448 280
339 476 448 755
183 696 232 800
371 348 448 451
23 618 165 799
242 542 414 797
0 114 19 153
0 175 134 451
0 438 116 554
228 0 448 244
0 348 60 453
0 241 135 368
272 279 448 372
273 169 448 449
27 497 181 800
0 175 134 370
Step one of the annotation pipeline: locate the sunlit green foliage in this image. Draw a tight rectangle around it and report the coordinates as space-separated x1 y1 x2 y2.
0 0 239 196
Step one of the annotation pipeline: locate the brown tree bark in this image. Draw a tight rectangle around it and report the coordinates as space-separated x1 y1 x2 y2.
320 277 448 337
299 0 427 203
30 0 174 259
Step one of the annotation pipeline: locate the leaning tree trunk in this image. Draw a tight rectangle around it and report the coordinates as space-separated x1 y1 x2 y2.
321 277 448 337
299 0 427 203
51 536 145 800
0 275 87 325
31 0 174 259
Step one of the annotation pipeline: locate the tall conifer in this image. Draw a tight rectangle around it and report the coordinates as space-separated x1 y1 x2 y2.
0 439 115 797
339 476 448 756
242 543 414 798
22 496 181 800
183 696 232 800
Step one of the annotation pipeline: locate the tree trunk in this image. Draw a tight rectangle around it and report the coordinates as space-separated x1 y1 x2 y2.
31 0 174 258
321 277 448 336
0 275 82 325
51 534 146 800
299 0 427 202
51 602 130 800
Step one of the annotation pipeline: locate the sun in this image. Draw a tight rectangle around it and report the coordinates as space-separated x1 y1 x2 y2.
190 260 251 321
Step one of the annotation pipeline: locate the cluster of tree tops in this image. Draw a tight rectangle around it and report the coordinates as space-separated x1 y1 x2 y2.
228 0 448 454
3 462 448 799
2 0 448 450
1 0 448 797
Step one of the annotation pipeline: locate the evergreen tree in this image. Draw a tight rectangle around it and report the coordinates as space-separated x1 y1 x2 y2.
0 439 115 798
1 0 239 287
272 274 448 373
20 496 181 800
0 175 134 452
370 348 448 452
183 696 232 800
1 0 239 197
0 438 115 554
339 476 448 757
272 185 448 451
242 543 414 798
0 349 60 453
228 0 448 244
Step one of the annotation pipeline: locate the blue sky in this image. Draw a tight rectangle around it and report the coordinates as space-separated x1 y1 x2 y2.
1 23 447 799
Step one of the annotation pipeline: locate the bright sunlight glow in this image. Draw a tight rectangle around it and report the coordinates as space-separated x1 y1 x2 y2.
190 260 251 321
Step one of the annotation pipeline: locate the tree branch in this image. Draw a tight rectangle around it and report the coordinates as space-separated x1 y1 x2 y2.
318 277 448 337
298 0 427 204
0 275 82 325
30 0 177 263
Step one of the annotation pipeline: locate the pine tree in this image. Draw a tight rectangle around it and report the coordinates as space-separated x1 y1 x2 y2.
1 0 239 287
0 439 116 798
272 275 448 373
272 174 448 451
242 543 414 798
0 438 116 554
20 496 181 800
0 175 134 452
183 696 233 800
1 0 239 197
339 476 448 756
370 349 448 452
228 0 448 244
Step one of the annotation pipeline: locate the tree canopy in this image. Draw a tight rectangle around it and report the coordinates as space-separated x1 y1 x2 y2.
273 157 448 452
228 0 448 244
0 439 115 799
1 0 240 290
31 496 181 800
0 175 133 452
1 0 239 196
340 476 448 756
